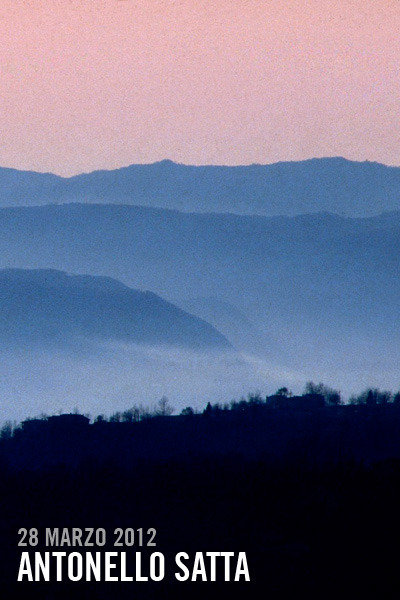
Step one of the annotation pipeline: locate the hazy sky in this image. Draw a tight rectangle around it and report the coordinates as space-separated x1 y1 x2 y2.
1 0 399 175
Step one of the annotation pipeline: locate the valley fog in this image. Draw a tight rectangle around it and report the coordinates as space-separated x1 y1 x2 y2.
1 338 400 423
0 344 271 422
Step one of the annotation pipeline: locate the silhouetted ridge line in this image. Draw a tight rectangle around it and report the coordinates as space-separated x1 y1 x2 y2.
2 383 400 469
0 268 231 350
1 157 400 216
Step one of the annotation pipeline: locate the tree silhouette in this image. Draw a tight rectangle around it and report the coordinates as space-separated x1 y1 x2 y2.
156 396 174 416
181 406 195 416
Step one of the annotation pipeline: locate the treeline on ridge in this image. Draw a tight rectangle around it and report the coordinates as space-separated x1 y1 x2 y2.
2 380 400 440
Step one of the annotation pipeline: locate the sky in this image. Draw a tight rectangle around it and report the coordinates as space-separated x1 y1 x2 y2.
0 0 399 175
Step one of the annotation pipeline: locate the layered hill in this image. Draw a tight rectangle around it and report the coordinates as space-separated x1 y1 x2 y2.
1 205 400 418
0 269 230 350
0 204 399 384
1 157 400 216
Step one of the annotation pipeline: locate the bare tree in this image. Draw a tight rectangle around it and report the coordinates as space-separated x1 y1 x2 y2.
156 396 174 417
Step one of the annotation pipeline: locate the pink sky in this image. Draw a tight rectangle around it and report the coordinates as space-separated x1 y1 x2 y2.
0 0 399 175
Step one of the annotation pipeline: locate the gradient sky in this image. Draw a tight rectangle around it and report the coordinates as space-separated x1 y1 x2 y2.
0 0 399 175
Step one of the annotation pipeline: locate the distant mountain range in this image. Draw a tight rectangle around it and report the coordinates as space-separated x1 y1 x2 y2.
0 269 230 350
1 157 400 216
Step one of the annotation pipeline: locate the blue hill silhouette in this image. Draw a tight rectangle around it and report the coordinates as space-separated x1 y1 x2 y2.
0 268 231 350
1 157 400 216
0 204 399 395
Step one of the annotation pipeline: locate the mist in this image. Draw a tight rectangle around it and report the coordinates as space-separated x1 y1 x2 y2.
0 342 275 423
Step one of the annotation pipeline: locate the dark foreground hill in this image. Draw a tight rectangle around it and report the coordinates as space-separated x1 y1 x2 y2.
2 402 400 599
1 157 400 216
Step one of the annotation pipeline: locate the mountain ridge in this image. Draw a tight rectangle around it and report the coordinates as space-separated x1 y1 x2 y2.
0 268 231 351
1 157 400 216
